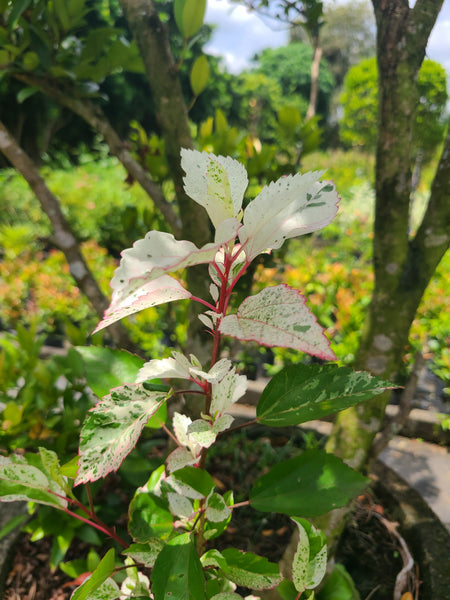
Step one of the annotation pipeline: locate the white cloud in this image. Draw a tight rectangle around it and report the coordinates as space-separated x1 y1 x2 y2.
204 0 288 73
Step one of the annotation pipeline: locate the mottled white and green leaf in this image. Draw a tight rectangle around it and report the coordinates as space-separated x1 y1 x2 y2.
291 518 327 593
239 174 339 261
76 385 167 485
0 450 67 508
219 285 336 361
181 149 248 228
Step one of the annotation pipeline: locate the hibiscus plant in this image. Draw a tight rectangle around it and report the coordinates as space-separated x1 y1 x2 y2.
0 150 394 599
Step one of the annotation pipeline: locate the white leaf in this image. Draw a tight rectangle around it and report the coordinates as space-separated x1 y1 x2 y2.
211 369 248 416
136 356 190 383
94 275 192 333
167 492 194 518
181 149 248 228
210 283 219 302
173 412 192 447
190 358 232 383
166 447 197 472
198 313 214 330
212 414 234 435
187 419 217 449
110 231 219 303
219 285 336 361
239 173 339 261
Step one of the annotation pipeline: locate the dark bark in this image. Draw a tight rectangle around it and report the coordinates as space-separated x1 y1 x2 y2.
306 32 322 120
14 73 182 238
120 0 213 362
118 0 210 249
326 0 448 471
0 121 141 355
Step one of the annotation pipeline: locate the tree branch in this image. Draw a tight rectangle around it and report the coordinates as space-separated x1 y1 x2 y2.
13 73 182 238
0 121 140 354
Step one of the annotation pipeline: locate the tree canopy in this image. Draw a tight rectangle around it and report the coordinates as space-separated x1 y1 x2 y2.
339 56 448 161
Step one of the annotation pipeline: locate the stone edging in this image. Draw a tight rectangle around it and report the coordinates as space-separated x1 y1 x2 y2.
372 461 450 600
0 502 28 596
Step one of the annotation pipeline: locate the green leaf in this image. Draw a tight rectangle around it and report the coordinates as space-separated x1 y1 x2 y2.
250 450 368 517
174 0 206 38
151 533 205 600
16 85 40 104
22 51 39 71
190 55 209 96
317 565 360 600
60 455 79 479
257 364 395 427
75 346 144 398
70 548 117 600
75 385 166 485
8 0 32 28
219 548 282 590
129 490 173 542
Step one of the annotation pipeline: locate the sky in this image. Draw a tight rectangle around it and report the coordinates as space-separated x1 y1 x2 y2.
204 0 450 76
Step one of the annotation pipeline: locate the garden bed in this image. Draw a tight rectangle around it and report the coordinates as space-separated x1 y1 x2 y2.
2 427 449 599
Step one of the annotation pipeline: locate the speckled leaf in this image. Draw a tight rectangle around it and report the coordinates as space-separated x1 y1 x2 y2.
206 493 231 522
166 447 197 472
70 549 116 600
291 518 327 592
94 275 192 333
219 285 335 361
151 533 205 600
257 364 395 427
181 149 248 228
250 450 368 517
168 492 194 518
122 540 165 568
75 385 167 485
219 549 282 590
239 173 339 260
210 369 248 416
0 453 67 508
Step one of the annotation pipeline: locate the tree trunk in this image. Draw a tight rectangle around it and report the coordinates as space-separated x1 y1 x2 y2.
315 0 448 554
120 0 214 362
0 121 141 355
306 32 322 120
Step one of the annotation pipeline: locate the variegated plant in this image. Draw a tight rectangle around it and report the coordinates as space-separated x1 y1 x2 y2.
0 150 394 599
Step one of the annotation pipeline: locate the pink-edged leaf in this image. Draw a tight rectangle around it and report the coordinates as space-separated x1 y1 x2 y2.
181 149 248 228
110 231 221 306
239 173 339 261
94 275 192 333
219 285 336 361
75 385 167 485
